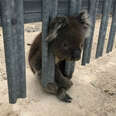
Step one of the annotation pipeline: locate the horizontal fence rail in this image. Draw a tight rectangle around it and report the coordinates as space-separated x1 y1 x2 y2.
0 0 114 24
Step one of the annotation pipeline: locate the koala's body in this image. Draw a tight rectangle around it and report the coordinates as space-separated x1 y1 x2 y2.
28 11 91 103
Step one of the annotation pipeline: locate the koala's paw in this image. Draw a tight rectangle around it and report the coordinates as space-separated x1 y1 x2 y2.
62 93 72 103
44 82 58 94
57 88 72 103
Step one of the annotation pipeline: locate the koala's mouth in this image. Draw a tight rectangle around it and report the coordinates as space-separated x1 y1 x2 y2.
65 56 81 61
71 57 81 61
55 55 81 62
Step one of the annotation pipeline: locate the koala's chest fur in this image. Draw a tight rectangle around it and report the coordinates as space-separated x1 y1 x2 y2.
55 56 60 64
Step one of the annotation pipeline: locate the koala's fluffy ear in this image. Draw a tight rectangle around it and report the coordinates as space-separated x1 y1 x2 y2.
77 10 91 38
46 16 69 43
76 10 91 26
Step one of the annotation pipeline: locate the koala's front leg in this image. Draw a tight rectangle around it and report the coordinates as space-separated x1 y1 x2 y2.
55 64 73 90
58 61 73 80
55 64 73 102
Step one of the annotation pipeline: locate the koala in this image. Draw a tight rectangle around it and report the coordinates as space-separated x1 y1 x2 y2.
28 11 91 103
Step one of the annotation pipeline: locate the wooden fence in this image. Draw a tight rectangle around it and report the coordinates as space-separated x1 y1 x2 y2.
0 0 116 103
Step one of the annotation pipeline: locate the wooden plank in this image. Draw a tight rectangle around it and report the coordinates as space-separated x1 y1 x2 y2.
24 0 68 2
81 0 98 65
24 0 41 1
65 0 82 78
69 0 82 15
82 39 88 65
0 0 113 25
24 13 42 23
23 1 68 14
24 1 42 13
82 0 88 9
86 0 98 63
0 0 68 2
1 0 26 103
23 12 68 24
96 0 104 15
14 0 26 100
106 0 116 53
96 0 112 58
41 0 58 87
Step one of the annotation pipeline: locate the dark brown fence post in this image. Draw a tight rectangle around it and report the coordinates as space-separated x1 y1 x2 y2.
1 0 26 103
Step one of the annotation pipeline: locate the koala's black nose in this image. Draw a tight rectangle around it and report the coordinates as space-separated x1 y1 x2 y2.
72 48 81 60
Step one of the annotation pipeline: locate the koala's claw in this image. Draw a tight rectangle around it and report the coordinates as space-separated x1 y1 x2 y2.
62 93 72 103
57 88 72 103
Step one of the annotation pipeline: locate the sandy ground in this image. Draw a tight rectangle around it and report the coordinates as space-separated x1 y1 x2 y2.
0 18 116 116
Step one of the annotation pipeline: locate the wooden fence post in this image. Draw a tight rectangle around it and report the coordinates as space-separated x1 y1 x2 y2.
1 0 26 103
96 0 112 58
82 0 98 65
65 0 82 78
106 0 116 53
41 0 58 88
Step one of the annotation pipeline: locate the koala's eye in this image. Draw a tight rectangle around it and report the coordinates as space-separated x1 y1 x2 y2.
62 42 68 49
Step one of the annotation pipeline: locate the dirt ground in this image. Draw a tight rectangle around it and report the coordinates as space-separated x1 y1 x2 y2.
0 18 116 116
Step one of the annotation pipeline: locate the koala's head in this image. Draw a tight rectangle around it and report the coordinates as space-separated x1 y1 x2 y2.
46 11 91 61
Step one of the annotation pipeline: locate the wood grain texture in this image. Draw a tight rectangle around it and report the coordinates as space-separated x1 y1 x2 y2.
1 0 26 103
96 0 112 58
65 0 82 77
82 0 98 65
106 0 116 53
41 0 58 87
0 0 113 24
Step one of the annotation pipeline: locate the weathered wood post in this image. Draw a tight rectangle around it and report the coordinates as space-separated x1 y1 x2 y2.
96 0 112 58
65 0 82 78
41 0 58 88
82 0 98 65
1 0 26 103
106 0 116 53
